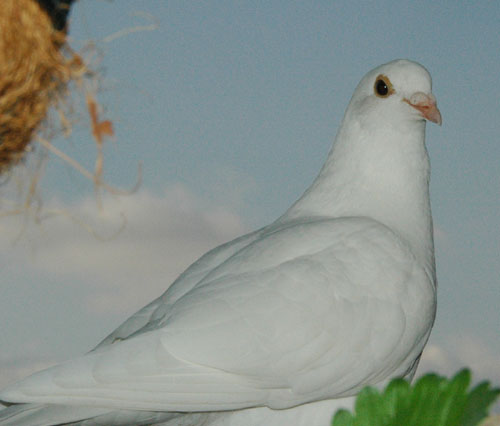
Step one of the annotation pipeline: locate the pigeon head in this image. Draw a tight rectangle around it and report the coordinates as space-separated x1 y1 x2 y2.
284 59 441 264
348 59 442 128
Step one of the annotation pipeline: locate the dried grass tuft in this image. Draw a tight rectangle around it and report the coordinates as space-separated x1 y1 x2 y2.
0 0 85 173
0 1 146 236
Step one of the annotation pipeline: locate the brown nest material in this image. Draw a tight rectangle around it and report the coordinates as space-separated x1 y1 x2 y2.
0 0 84 174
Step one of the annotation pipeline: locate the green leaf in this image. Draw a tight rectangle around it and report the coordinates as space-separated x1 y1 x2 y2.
461 381 500 426
353 386 386 426
331 408 354 426
438 369 470 425
382 379 411 426
405 373 446 426
330 369 500 426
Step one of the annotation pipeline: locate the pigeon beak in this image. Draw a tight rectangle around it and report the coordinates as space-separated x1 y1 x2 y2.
404 92 442 125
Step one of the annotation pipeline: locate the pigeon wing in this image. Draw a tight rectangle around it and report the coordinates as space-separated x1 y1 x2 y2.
94 228 265 348
0 217 435 412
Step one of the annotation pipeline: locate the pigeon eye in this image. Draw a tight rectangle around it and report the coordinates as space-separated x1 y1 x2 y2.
374 75 394 98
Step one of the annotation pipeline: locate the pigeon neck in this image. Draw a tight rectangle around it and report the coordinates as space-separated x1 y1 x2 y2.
281 116 435 268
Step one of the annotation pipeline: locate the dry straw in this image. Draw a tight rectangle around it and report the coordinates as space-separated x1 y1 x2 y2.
0 0 85 173
0 1 145 228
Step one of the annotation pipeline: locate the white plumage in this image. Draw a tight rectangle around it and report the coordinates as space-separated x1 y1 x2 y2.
0 59 441 426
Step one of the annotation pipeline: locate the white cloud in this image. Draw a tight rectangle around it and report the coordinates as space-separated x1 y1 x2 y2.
449 335 500 382
420 334 500 383
1 183 247 313
0 184 248 388
419 343 451 373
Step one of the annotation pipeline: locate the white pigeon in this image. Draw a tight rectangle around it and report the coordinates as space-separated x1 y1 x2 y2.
0 59 441 426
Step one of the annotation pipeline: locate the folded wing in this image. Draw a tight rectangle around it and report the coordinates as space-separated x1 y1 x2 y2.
0 217 435 412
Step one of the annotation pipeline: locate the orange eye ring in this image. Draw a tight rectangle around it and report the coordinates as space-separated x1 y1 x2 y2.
374 74 394 98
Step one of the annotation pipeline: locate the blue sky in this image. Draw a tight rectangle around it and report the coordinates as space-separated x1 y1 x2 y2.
1 0 499 410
